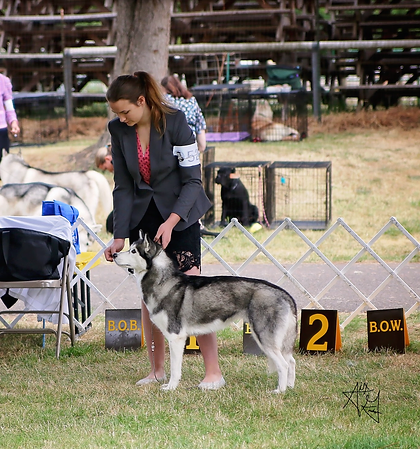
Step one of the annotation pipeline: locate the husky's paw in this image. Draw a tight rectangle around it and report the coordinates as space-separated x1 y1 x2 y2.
160 383 178 391
271 387 286 394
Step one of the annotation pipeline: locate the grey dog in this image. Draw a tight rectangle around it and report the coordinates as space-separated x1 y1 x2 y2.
113 230 297 393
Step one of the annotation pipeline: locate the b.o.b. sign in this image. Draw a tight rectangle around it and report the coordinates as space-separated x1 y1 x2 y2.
299 309 342 354
105 309 144 351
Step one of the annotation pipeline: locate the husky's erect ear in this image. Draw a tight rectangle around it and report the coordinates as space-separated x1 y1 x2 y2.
136 231 161 269
143 232 152 254
138 229 144 242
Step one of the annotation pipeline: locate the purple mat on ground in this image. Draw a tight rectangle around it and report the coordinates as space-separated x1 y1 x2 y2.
206 132 250 142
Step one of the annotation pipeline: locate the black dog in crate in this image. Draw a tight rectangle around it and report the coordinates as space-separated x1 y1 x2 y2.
215 167 259 226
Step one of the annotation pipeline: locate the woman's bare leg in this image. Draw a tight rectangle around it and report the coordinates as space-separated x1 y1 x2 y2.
136 300 166 383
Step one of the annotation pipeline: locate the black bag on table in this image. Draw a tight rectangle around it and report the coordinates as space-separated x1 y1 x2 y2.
0 228 71 282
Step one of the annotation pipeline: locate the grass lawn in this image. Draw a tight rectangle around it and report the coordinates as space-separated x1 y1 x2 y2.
1 313 419 449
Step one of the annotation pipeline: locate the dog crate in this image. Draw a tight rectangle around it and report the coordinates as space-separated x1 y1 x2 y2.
192 84 251 142
192 85 308 143
203 161 332 230
248 90 308 142
200 145 215 173
265 161 332 230
203 161 271 227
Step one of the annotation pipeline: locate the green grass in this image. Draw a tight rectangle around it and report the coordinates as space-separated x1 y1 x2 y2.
1 314 420 448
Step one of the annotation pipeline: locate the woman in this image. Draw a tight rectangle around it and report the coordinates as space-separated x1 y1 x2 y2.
104 71 225 390
161 75 207 153
0 73 20 163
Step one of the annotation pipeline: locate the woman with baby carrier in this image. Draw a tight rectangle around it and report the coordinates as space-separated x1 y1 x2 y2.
103 71 225 390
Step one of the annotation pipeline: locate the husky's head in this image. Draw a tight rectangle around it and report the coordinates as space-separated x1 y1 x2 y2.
0 151 27 184
112 230 161 275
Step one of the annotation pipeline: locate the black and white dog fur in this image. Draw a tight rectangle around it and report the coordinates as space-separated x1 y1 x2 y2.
215 166 259 226
113 230 297 393
0 182 100 251
0 151 112 219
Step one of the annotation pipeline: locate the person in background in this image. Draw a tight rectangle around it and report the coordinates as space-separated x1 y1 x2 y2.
104 71 225 390
95 143 114 173
161 74 219 237
161 75 207 153
0 73 20 163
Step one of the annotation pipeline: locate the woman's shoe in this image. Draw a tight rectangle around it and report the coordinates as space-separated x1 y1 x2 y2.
198 376 226 390
135 375 166 386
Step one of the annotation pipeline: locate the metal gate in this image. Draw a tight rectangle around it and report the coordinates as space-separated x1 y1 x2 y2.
72 216 420 334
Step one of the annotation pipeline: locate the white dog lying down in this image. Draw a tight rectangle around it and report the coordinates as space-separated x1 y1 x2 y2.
0 182 101 252
113 230 298 393
0 151 112 219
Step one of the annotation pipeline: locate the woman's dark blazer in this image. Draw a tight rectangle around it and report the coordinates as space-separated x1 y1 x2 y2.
108 109 211 239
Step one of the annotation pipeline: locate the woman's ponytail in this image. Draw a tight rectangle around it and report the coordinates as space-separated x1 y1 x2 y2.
134 71 172 134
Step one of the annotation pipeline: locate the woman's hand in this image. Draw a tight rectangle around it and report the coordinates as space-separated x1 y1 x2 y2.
104 238 125 262
10 120 20 136
154 213 180 249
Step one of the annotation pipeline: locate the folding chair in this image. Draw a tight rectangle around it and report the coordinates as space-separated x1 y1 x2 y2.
0 216 76 358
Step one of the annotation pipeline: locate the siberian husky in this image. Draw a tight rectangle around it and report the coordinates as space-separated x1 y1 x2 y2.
0 151 112 218
0 182 100 251
113 230 297 393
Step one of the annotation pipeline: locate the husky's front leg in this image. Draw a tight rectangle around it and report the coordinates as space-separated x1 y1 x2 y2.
161 335 186 391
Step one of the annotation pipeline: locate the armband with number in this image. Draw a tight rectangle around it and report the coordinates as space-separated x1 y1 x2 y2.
173 143 200 167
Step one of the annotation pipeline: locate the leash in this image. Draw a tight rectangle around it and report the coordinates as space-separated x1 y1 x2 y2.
258 165 270 228
150 324 166 384
151 325 160 382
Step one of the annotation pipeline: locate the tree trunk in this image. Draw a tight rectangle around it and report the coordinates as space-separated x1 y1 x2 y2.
112 0 173 82
73 0 173 169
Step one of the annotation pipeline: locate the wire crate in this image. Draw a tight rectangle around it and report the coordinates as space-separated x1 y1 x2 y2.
193 85 308 142
202 161 270 227
248 90 308 141
192 84 251 142
202 161 332 230
265 161 332 229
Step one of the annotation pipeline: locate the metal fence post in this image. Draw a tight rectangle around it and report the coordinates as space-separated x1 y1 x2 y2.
63 49 73 122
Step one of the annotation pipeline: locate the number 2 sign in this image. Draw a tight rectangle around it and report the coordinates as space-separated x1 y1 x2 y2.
299 309 342 354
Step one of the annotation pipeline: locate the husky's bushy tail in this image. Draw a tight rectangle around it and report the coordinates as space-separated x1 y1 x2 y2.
86 170 113 215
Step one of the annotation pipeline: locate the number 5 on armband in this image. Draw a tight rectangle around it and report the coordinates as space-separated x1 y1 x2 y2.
299 310 342 354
